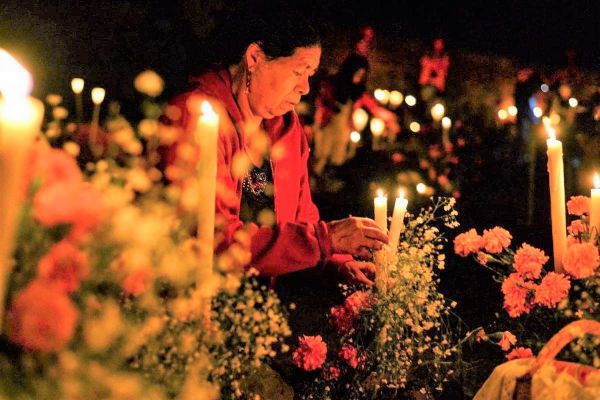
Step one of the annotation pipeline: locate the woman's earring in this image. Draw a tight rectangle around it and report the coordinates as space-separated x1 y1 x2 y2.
245 71 252 95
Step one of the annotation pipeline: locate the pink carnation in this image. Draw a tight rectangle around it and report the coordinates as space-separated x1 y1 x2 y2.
482 227 512 254
293 335 327 371
501 273 536 318
533 272 570 308
506 347 534 360
37 240 90 293
498 331 517 351
454 229 484 257
562 242 599 279
7 280 78 353
476 252 489 265
566 196 590 216
513 243 549 279
338 343 364 369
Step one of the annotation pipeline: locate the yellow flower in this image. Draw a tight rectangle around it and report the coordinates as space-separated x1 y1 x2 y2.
83 301 123 352
138 118 159 138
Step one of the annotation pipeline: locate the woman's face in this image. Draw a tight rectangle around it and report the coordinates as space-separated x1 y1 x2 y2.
248 46 321 118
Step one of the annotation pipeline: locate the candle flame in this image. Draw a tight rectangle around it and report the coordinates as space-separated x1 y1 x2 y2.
377 189 384 198
0 49 33 99
594 173 600 189
370 117 385 136
416 183 426 194
350 130 361 143
398 188 405 199
71 78 84 94
200 100 216 117
91 87 105 105
543 118 556 140
352 108 368 131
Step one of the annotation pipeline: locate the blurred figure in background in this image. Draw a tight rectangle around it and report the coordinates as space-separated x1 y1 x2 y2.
418 38 450 103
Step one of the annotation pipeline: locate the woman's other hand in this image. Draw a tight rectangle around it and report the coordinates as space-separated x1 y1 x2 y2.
337 260 376 286
327 217 388 258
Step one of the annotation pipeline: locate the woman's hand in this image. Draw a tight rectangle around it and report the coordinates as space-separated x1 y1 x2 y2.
337 260 376 286
327 217 388 259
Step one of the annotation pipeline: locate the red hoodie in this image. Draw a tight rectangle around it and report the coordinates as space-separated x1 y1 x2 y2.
162 68 351 276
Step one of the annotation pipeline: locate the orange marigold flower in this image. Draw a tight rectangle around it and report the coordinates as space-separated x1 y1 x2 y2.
506 347 534 360
37 240 89 293
567 235 581 247
498 330 517 351
534 272 571 308
7 280 78 353
482 227 512 254
454 229 484 257
501 273 535 318
513 243 549 279
566 196 590 216
567 219 586 236
293 335 327 371
562 242 599 279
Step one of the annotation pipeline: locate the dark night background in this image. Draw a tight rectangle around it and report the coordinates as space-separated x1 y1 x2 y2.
1 0 599 99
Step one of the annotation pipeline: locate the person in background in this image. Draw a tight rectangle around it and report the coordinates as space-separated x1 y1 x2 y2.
418 37 450 102
160 7 388 285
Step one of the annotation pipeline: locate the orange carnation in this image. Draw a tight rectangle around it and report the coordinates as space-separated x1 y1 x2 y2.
533 272 570 308
7 280 78 353
293 335 327 371
562 242 599 279
513 243 549 279
37 240 90 293
25 143 83 192
566 196 590 216
501 273 535 318
482 227 512 254
567 219 586 236
122 269 153 296
454 229 484 257
498 330 517 351
506 347 534 360
344 291 373 315
33 181 103 241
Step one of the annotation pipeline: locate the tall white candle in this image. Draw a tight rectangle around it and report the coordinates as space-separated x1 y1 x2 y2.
374 189 388 232
0 49 44 331
89 87 105 152
388 189 408 248
590 173 600 243
195 100 219 281
71 78 84 123
546 126 567 272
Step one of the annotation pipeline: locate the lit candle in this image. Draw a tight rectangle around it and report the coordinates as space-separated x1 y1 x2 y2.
71 77 84 123
0 49 44 330
546 125 567 272
374 189 388 232
590 173 600 243
195 100 219 280
431 103 445 123
442 116 452 146
370 117 385 137
352 108 368 132
388 189 408 248
89 87 105 156
389 90 403 108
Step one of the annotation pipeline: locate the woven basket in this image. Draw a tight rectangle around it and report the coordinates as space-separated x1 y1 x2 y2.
514 319 600 400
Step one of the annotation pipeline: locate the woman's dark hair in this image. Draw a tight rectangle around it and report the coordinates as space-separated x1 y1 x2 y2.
208 3 321 66
332 53 369 103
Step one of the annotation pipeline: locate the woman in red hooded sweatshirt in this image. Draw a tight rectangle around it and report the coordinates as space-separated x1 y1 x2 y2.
161 7 388 286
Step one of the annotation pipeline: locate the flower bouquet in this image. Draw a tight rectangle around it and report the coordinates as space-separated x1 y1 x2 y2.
291 197 463 399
